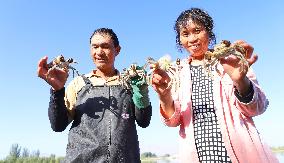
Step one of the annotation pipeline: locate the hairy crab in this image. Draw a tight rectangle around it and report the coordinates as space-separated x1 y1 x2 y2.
204 40 249 75
120 55 182 91
119 64 148 89
47 55 80 78
145 55 182 90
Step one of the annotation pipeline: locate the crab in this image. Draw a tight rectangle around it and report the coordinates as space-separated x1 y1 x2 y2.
144 55 182 90
204 40 249 75
119 64 148 89
145 55 181 74
145 55 172 71
47 55 80 78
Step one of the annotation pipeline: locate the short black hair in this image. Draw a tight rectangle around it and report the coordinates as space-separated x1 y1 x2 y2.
174 8 216 51
90 28 120 47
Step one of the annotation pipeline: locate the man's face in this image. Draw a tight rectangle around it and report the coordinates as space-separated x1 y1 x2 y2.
90 33 120 71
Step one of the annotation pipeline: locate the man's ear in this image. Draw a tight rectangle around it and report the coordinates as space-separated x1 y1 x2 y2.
115 45 121 56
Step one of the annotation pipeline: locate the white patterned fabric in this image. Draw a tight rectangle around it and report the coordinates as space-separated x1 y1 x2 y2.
191 65 231 163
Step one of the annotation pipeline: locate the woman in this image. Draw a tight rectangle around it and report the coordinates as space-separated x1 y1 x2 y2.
151 8 278 163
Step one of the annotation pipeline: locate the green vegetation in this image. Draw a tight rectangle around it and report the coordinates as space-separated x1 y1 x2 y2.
141 152 158 162
4 143 282 162
0 156 64 163
1 144 174 163
0 143 63 163
141 152 157 159
141 152 177 163
271 146 284 153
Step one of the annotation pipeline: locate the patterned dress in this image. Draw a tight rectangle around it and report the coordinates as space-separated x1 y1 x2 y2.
190 65 232 163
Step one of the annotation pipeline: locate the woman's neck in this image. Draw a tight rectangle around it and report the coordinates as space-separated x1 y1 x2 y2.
190 55 205 66
190 59 204 66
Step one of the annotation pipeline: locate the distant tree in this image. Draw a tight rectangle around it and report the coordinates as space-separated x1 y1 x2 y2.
8 143 21 159
48 154 56 163
163 154 170 157
31 149 40 157
21 147 29 157
0 144 67 163
141 152 157 158
50 154 56 158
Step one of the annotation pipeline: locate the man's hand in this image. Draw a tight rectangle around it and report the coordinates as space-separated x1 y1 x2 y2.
130 66 150 109
37 56 68 90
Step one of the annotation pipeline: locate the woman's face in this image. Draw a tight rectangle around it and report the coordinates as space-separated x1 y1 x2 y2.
179 20 209 60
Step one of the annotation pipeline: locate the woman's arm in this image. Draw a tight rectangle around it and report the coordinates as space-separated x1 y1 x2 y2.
234 69 269 117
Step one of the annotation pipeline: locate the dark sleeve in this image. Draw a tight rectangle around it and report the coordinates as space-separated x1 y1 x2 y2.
48 87 70 132
234 81 254 103
134 103 152 128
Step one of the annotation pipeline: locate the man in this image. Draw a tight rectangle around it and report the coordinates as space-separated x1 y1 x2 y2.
37 28 152 163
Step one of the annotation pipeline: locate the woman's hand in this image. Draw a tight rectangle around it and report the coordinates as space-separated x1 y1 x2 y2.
151 67 175 118
151 68 172 98
37 56 68 91
220 40 258 95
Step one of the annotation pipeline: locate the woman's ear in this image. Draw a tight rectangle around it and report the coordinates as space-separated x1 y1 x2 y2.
115 45 121 56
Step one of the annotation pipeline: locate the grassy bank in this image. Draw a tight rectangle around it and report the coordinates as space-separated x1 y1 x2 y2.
271 146 284 154
141 155 177 163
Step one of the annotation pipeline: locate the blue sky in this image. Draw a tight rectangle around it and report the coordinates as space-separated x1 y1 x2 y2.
0 0 283 159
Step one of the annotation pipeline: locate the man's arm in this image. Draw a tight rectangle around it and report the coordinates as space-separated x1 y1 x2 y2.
129 67 152 128
134 104 152 128
48 88 70 132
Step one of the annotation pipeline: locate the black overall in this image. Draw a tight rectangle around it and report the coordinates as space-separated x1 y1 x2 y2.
62 76 142 163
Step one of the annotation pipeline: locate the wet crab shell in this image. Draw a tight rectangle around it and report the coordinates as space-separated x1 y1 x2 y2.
47 55 77 69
